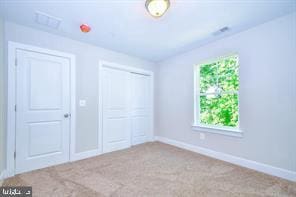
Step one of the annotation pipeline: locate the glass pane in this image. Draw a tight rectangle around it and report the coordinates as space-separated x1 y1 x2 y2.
218 56 239 92
199 62 217 93
200 94 238 127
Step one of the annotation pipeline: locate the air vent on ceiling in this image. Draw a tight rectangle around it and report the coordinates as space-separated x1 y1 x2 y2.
35 11 61 29
212 26 230 36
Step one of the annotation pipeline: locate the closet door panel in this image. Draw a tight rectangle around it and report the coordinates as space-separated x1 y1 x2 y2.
102 68 131 153
130 73 152 145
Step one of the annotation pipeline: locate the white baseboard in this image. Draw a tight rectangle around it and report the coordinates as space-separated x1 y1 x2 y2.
71 149 100 162
154 136 296 182
0 150 100 180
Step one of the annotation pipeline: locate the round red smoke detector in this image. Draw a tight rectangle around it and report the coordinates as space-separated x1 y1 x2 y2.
80 24 91 33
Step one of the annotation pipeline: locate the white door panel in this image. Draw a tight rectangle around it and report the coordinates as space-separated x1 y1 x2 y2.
132 117 148 137
29 59 63 110
130 73 151 145
16 49 70 174
102 67 131 153
28 121 63 156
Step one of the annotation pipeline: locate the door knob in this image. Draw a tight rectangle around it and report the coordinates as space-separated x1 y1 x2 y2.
64 113 70 118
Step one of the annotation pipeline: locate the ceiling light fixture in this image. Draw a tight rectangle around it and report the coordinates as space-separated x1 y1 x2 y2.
145 0 170 18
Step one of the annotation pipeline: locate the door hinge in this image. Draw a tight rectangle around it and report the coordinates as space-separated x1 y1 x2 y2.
14 151 16 159
15 58 18 66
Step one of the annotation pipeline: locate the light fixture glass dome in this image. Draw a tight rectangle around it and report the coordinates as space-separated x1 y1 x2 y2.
145 0 170 18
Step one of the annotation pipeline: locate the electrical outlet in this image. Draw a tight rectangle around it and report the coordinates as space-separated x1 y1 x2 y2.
200 133 205 140
79 100 86 107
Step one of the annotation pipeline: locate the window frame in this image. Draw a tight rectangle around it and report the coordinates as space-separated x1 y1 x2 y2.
192 54 243 137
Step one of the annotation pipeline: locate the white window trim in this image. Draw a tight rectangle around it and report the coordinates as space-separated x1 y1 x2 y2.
193 54 243 137
192 124 243 137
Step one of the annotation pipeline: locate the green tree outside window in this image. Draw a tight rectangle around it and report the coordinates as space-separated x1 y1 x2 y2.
198 55 239 127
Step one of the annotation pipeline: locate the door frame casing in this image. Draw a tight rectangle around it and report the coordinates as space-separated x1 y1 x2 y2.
98 60 154 153
7 41 76 177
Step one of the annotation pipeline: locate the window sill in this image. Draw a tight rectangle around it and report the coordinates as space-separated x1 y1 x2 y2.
192 124 243 138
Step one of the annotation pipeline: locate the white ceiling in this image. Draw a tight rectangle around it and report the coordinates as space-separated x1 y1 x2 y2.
0 0 295 62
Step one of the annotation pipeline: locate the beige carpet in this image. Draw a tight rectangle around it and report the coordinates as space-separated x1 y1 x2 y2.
3 142 296 197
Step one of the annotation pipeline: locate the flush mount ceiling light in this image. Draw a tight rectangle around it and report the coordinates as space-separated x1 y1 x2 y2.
145 0 170 18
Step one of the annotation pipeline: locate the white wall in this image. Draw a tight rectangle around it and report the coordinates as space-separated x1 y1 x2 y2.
3 22 156 169
0 18 5 173
155 13 296 172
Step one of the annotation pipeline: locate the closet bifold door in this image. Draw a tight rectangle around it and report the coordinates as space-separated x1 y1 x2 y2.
101 65 152 154
102 67 131 153
130 72 151 145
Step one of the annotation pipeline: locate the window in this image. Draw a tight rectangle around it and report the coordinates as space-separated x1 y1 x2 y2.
194 55 241 135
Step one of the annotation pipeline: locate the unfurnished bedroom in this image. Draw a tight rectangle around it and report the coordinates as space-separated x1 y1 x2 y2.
0 0 295 196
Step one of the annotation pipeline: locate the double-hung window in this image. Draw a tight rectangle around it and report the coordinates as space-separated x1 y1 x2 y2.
193 55 241 136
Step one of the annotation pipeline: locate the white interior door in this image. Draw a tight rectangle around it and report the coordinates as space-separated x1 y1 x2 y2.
16 49 71 174
102 67 131 153
130 73 152 145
